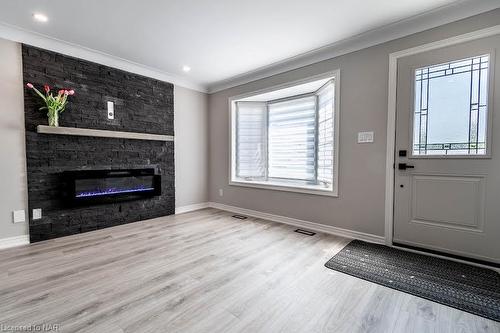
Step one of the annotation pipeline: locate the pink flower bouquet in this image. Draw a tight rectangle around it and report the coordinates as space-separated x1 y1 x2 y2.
26 83 75 127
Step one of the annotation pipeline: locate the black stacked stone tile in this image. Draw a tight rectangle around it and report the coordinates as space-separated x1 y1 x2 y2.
22 45 175 242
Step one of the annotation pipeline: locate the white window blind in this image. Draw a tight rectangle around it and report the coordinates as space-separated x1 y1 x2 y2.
235 102 267 180
317 82 335 187
231 76 337 195
268 96 317 181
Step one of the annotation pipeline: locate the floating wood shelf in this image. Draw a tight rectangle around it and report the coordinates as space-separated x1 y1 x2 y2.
37 125 174 142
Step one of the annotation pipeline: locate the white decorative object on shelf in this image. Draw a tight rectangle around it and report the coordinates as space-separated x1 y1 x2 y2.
37 125 174 142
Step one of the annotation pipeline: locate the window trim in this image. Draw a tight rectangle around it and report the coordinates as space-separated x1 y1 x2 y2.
228 70 340 197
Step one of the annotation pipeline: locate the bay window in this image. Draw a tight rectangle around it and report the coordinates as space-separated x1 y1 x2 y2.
230 73 339 196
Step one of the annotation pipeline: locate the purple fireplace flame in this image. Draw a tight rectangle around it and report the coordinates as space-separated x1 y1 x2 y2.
64 169 161 205
75 185 156 198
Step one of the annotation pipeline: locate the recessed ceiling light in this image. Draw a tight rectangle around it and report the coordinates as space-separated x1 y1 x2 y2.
33 13 48 23
182 65 191 72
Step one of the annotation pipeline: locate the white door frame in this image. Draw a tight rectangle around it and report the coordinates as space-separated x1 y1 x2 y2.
384 24 500 246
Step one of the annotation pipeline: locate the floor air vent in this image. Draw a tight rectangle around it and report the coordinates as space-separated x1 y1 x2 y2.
294 229 316 236
232 215 247 220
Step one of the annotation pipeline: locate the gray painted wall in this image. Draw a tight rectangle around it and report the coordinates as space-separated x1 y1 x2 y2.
208 9 500 237
0 38 209 241
174 86 209 207
0 39 28 239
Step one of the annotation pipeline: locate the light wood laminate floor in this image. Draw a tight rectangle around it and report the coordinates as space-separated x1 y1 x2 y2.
0 208 498 333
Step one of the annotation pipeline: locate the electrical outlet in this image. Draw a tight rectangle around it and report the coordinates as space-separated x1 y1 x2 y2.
219 189 224 197
107 101 114 119
13 210 25 223
33 208 42 220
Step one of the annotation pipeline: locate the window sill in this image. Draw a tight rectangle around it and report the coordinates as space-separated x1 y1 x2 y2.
229 179 338 197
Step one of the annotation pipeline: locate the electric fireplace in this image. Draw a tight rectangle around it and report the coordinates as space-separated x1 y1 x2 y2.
62 169 161 206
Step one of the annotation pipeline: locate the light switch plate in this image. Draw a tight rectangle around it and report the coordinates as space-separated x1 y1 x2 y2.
33 208 42 220
358 131 374 143
13 210 25 223
107 101 114 119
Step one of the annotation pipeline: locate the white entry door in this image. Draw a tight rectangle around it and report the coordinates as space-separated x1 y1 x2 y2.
394 35 500 264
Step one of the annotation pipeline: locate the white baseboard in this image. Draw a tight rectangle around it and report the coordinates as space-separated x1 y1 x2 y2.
0 235 30 250
208 202 385 244
175 202 210 214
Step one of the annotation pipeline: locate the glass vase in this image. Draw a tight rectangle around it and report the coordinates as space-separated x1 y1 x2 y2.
48 109 59 127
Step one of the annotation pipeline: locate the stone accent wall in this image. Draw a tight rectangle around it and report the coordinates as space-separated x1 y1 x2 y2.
22 45 175 242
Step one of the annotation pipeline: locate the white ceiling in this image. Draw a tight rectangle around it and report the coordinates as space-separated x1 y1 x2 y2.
0 0 497 92
238 77 332 102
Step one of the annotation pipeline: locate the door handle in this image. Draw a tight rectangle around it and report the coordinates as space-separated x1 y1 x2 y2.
398 163 415 170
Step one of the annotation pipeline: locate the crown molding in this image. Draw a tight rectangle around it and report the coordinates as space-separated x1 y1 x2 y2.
0 22 208 93
207 0 500 93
